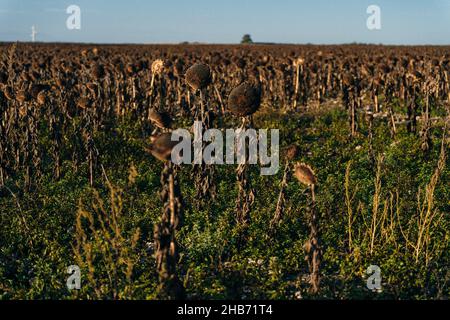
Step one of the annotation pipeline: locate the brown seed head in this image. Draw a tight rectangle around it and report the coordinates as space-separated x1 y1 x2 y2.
185 63 211 90
37 91 47 105
92 64 105 79
151 59 164 75
3 86 14 100
146 132 178 162
149 109 172 129
294 162 317 186
286 144 300 161
30 84 50 99
16 90 29 103
77 97 92 109
293 57 305 67
228 82 261 117
86 82 98 93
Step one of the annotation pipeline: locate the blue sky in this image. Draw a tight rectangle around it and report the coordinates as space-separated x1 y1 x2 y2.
0 0 449 44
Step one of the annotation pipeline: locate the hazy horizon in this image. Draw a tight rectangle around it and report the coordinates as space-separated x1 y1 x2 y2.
2 42 450 46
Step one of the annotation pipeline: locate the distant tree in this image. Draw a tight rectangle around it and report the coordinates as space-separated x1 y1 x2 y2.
241 34 253 44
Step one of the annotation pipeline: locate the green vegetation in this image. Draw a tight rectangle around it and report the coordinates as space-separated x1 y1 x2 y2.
1 106 448 300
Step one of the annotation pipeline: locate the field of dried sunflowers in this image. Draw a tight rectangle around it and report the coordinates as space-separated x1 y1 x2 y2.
0 43 448 300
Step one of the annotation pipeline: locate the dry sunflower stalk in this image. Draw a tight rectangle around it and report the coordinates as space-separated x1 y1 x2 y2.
146 133 185 299
294 162 321 294
228 81 261 248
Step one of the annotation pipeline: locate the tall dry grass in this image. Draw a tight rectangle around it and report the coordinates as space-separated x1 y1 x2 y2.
74 180 140 299
344 131 448 265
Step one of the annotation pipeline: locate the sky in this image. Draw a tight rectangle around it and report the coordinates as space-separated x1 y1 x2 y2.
0 0 449 44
